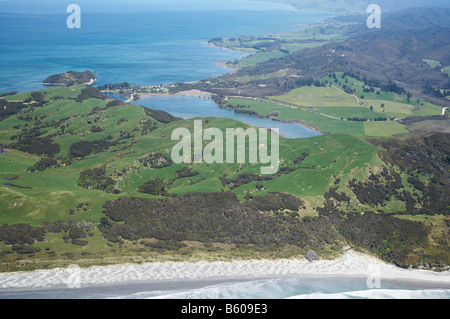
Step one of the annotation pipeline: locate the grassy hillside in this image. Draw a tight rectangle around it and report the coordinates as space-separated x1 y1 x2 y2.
0 84 448 271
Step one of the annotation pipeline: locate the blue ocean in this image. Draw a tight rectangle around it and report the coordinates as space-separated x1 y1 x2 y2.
0 0 449 299
0 3 332 92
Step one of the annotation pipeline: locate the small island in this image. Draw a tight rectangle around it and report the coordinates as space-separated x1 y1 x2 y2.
42 70 96 87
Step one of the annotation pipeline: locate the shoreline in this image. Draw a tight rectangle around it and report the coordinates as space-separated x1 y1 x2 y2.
280 118 326 135
2 275 449 299
216 61 236 73
1 250 449 294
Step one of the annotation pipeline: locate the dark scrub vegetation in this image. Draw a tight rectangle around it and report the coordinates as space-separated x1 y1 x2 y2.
77 166 118 193
137 178 167 195
99 192 325 248
339 212 430 268
367 133 450 215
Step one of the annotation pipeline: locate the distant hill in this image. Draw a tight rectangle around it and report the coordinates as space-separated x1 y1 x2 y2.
382 7 450 30
42 70 96 87
262 0 450 12
230 7 450 106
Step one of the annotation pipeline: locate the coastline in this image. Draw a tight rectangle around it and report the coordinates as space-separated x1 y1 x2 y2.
1 250 449 295
42 78 96 87
216 61 236 73
2 7 449 300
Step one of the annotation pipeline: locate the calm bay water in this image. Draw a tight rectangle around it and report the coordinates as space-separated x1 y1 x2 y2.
107 93 321 138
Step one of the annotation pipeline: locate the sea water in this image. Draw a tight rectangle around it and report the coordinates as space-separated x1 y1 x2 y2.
129 277 450 299
0 277 449 299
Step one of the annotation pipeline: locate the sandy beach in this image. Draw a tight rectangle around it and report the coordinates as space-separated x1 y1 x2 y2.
175 89 214 99
118 89 216 102
0 250 449 297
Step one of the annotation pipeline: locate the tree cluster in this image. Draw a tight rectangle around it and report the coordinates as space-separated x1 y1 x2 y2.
139 152 173 169
74 86 107 103
143 107 181 124
97 82 131 91
77 166 117 193
11 127 60 156
175 166 199 179
339 212 429 268
348 167 403 207
368 133 450 215
137 178 167 195
69 139 112 158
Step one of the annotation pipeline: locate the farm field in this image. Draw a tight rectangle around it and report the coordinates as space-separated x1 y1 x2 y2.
269 85 361 107
423 59 442 69
220 72 444 137
227 97 366 135
363 120 410 137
